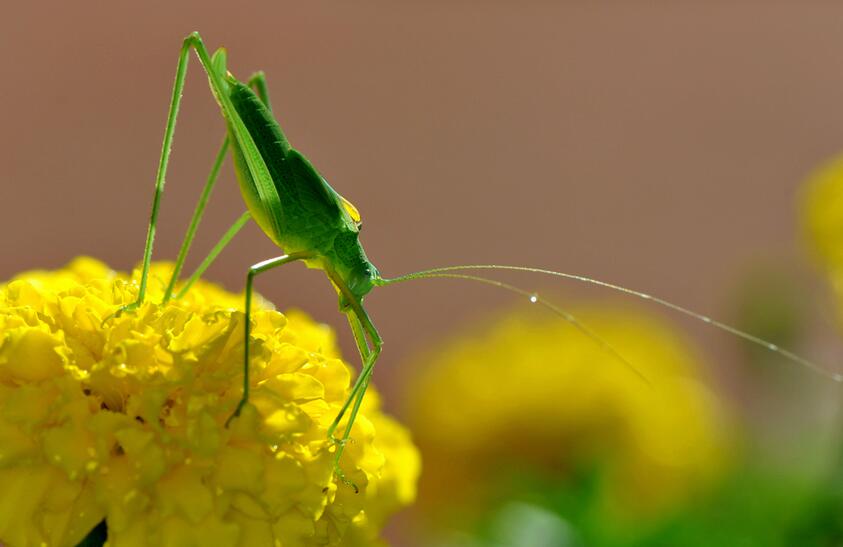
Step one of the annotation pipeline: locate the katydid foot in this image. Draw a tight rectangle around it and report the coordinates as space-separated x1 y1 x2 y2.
101 301 141 326
330 436 359 494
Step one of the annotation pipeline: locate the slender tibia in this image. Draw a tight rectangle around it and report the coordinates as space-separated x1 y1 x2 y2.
226 253 310 427
327 308 383 492
175 211 251 300
340 309 383 445
131 35 198 309
336 340 381 450
325 312 373 492
327 312 373 441
162 136 230 303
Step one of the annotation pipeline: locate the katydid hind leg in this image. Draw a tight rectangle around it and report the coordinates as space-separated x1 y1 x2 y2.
166 66 277 301
162 56 274 302
184 32 285 239
118 31 280 317
107 37 198 320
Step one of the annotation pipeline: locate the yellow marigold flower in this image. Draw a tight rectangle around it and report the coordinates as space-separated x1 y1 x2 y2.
0 258 419 547
802 153 843 315
407 306 731 519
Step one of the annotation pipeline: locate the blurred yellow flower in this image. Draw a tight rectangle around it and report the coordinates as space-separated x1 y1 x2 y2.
0 258 419 547
803 152 843 315
407 306 730 520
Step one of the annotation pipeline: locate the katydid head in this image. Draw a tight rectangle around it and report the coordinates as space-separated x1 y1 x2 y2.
329 231 380 305
346 260 379 299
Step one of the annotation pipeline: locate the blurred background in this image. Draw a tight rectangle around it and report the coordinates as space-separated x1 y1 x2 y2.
5 2 843 545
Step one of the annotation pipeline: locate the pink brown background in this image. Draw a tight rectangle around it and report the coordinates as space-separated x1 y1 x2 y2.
3 3 843 432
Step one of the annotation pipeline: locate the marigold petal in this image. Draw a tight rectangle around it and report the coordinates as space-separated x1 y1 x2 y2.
0 259 419 546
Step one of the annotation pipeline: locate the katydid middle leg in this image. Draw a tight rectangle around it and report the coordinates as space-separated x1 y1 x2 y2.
174 210 251 300
226 252 312 426
161 136 230 303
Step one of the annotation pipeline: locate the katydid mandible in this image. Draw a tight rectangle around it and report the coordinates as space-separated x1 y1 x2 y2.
117 31 842 490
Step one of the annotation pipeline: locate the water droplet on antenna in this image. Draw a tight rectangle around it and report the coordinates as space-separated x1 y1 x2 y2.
529 294 538 304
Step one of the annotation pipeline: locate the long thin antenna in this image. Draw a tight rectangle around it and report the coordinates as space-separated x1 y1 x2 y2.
378 264 843 382
380 270 650 385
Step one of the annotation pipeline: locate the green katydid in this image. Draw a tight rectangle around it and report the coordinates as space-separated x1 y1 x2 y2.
115 31 842 490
